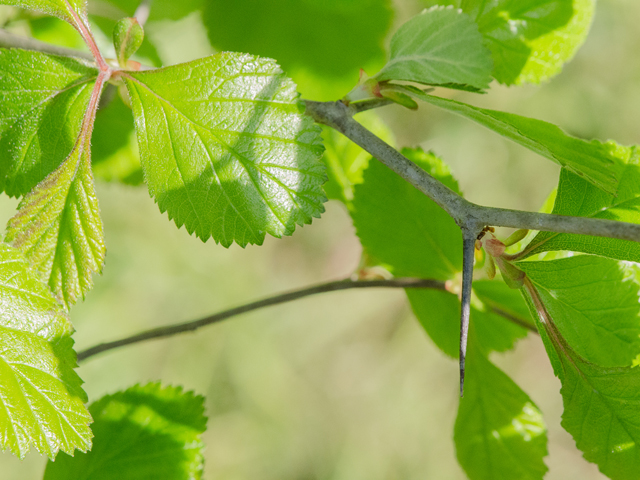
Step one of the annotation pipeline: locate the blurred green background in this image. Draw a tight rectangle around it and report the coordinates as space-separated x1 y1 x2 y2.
1 0 639 478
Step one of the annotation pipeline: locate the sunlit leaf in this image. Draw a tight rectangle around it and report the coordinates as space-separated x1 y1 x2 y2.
523 277 640 480
6 77 106 309
413 91 621 194
0 0 87 25
0 242 91 459
0 48 97 197
455 336 548 480
461 0 595 85
123 53 326 247
44 382 206 480
519 256 640 367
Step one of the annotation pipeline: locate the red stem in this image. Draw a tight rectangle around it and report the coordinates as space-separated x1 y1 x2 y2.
64 1 109 72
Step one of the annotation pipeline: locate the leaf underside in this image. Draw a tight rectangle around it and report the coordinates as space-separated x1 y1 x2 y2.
375 5 493 91
455 335 548 480
123 52 327 247
414 92 621 194
522 273 640 480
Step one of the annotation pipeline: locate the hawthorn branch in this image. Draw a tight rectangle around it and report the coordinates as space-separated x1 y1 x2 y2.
77 278 446 361
305 98 640 393
305 99 640 243
76 277 536 362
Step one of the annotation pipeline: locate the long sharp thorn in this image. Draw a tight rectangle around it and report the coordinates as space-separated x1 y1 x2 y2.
459 234 476 397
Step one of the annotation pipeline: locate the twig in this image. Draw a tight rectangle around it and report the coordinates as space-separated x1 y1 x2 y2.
76 277 536 362
0 29 94 61
77 278 447 361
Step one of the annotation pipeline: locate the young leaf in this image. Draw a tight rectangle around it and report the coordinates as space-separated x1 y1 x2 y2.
520 145 640 262
122 53 326 247
461 0 595 85
6 75 107 309
0 242 92 459
44 383 207 480
0 48 98 197
0 0 87 25
373 6 493 91
412 91 621 194
455 337 548 480
523 280 640 480
113 17 144 68
518 256 640 367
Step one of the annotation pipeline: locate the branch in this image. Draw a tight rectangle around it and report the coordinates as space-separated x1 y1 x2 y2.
0 29 94 61
77 278 447 361
305 100 640 243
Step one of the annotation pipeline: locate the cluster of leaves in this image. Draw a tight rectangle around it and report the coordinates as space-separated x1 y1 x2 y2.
0 0 639 479
330 3 640 480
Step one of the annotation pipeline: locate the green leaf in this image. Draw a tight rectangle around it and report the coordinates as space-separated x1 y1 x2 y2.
521 145 640 262
473 279 535 331
374 5 493 91
122 53 326 247
0 242 92 459
408 288 527 357
455 337 548 480
519 256 640 367
321 111 393 204
92 90 143 186
461 0 595 85
352 148 461 280
113 17 144 67
202 0 392 99
6 78 106 309
351 148 526 355
412 91 621 194
0 48 97 197
523 284 640 480
44 382 207 480
93 0 204 22
0 0 87 24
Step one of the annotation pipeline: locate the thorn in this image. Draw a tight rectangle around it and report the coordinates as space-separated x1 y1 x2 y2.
459 234 476 397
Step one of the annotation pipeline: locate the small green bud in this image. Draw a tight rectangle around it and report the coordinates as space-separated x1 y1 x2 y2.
504 229 529 247
113 17 144 68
